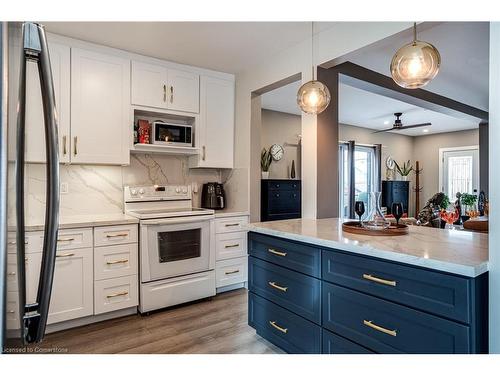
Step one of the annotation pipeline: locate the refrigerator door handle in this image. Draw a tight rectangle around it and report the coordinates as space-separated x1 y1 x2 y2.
16 22 60 344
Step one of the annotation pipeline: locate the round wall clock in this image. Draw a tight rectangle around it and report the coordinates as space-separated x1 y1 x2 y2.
270 144 284 161
386 156 395 170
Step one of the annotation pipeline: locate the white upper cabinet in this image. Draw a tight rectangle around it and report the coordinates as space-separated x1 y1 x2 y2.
71 48 131 165
191 76 234 169
167 68 200 113
8 41 71 163
131 61 167 109
131 61 199 113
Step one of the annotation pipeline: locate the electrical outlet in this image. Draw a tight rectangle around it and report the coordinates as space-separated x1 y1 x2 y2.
60 182 69 194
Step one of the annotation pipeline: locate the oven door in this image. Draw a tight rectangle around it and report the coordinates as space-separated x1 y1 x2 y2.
140 216 213 282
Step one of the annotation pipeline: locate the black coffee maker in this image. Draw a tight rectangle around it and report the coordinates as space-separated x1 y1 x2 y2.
201 182 225 210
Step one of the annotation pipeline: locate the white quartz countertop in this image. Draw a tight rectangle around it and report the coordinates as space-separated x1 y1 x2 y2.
247 218 488 277
214 210 250 218
21 213 139 232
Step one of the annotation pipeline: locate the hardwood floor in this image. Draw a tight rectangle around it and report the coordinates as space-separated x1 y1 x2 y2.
38 289 283 354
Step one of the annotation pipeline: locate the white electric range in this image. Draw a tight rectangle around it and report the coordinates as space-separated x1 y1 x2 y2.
124 185 216 313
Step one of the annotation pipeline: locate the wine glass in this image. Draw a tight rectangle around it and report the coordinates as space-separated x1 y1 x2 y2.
354 201 365 226
440 205 460 230
391 202 404 226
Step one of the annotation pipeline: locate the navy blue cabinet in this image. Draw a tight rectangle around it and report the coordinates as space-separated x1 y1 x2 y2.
261 180 301 222
248 232 488 354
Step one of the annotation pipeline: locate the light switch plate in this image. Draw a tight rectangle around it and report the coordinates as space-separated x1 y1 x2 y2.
60 182 69 194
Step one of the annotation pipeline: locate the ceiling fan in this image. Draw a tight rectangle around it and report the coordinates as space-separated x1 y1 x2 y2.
373 112 431 133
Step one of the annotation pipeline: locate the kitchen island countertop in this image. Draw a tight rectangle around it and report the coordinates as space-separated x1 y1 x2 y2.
247 218 488 277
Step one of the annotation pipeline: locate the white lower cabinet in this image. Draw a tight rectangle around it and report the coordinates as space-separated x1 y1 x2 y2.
23 224 139 328
94 275 138 315
214 214 249 292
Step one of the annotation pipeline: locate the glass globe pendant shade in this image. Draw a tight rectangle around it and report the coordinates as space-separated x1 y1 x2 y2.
296 80 331 115
390 40 441 89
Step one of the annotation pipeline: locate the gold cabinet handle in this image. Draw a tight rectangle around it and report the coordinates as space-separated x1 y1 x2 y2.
73 136 78 156
225 223 239 227
269 320 288 334
106 291 129 298
268 281 288 292
56 253 75 258
170 85 174 103
62 135 67 156
363 320 397 337
268 248 287 257
7 310 15 314
224 243 240 248
106 233 129 238
106 259 129 265
57 237 75 242
8 271 16 276
225 270 240 275
202 145 206 161
163 84 167 102
8 240 28 245
363 274 397 287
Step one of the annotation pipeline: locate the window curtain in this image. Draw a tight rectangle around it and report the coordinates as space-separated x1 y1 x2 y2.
347 140 355 219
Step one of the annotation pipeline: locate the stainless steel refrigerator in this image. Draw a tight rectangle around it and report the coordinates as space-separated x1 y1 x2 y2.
1 22 60 352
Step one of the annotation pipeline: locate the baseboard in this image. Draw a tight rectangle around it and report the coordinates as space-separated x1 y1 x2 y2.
216 282 247 294
45 307 138 334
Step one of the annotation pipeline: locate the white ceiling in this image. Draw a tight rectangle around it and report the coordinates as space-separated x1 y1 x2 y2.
44 22 335 74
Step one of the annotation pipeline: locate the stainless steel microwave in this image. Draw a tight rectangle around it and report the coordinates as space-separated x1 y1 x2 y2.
152 121 193 147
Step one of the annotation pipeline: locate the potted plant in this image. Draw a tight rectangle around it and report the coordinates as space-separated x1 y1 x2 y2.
460 193 478 223
394 160 413 181
261 147 272 179
438 194 451 228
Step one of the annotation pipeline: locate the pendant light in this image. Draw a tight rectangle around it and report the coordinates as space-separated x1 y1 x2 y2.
390 22 441 89
297 22 331 114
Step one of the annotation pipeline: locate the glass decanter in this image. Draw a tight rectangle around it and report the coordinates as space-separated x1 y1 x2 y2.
362 192 390 230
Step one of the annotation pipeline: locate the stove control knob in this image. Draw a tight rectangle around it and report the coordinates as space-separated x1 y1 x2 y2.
182 187 188 193
130 189 138 196
175 187 181 193
138 188 145 195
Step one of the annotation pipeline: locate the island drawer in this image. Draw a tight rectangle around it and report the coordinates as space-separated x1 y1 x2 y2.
249 256 321 324
248 292 321 354
322 329 374 354
322 282 471 354
322 250 471 323
248 232 321 277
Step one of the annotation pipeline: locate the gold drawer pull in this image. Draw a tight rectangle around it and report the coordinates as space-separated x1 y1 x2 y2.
8 240 28 245
224 243 240 248
56 253 75 258
268 248 287 257
106 291 129 298
363 274 396 287
57 237 75 242
8 271 16 276
106 233 129 238
268 281 288 292
269 320 288 334
225 270 240 275
363 320 397 337
8 310 16 314
106 259 129 265
225 223 239 227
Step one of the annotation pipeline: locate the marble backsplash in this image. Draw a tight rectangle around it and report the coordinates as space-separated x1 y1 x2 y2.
13 153 247 221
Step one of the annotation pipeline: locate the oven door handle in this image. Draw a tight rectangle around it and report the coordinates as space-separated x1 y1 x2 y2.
140 215 214 226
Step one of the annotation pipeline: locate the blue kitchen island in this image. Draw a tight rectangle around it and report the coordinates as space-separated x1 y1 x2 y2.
247 218 489 354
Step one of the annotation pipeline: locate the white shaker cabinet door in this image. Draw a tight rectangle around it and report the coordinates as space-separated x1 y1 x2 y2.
131 61 168 109
166 68 199 113
71 48 131 165
194 76 234 168
8 41 71 163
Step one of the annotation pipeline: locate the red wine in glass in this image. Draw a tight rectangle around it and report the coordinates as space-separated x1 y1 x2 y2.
354 201 365 226
392 202 403 226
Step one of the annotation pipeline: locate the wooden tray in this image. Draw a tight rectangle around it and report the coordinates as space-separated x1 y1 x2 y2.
342 221 409 236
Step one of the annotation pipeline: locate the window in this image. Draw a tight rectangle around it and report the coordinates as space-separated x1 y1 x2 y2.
339 144 376 219
440 147 479 200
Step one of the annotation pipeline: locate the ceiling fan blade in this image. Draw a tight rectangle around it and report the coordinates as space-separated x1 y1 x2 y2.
400 122 432 130
372 127 397 133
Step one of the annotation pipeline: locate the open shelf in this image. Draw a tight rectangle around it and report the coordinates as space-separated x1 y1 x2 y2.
131 143 200 156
